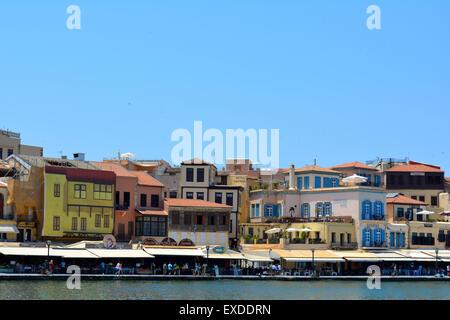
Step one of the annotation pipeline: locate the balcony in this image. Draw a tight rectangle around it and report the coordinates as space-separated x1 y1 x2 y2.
411 236 435 246
115 204 130 211
16 214 38 223
362 215 385 221
330 242 358 249
280 216 354 224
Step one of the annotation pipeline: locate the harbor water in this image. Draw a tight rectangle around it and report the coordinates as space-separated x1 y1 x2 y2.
0 279 448 300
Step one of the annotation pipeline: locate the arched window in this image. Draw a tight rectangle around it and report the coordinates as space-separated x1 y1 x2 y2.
179 238 195 246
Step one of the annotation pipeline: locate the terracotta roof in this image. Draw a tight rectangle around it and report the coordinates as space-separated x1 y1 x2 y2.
136 209 168 216
45 166 116 184
445 177 450 183
386 161 443 173
91 161 136 178
130 170 164 187
329 161 378 171
282 165 340 175
165 198 231 208
386 194 427 205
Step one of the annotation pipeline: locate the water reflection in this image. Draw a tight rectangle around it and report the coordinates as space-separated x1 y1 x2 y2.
0 280 448 300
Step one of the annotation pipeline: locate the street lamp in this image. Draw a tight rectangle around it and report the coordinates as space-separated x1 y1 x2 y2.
46 240 51 259
206 245 210 275
311 248 315 277
435 248 439 274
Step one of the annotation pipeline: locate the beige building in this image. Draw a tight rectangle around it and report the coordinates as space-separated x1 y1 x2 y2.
0 129 43 160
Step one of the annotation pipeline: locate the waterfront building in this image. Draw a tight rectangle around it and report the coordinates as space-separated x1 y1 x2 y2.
179 159 241 248
165 198 232 247
42 166 116 241
91 161 139 241
282 164 341 191
384 161 445 211
0 181 18 241
329 161 382 187
0 129 43 161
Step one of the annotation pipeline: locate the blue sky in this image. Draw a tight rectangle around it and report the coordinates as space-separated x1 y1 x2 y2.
1 1 449 173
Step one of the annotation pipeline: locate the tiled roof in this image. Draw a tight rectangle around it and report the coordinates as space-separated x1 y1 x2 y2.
136 209 168 216
445 177 450 183
329 161 378 171
165 198 231 208
386 194 427 205
91 161 136 178
181 158 217 168
130 170 164 187
281 165 340 175
45 166 116 184
386 161 443 173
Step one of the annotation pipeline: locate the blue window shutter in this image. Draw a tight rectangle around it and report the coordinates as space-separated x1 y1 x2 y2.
315 203 319 217
362 229 366 245
315 176 321 188
297 177 302 190
306 204 310 218
370 229 374 246
301 204 305 217
264 205 268 217
390 233 395 247
273 204 278 217
381 202 384 217
329 202 332 216
251 205 254 218
304 177 309 189
256 204 260 217
396 233 400 247
336 178 340 187
369 201 373 220
400 233 405 247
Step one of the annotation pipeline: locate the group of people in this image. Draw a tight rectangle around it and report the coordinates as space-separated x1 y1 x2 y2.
382 264 450 277
161 262 204 275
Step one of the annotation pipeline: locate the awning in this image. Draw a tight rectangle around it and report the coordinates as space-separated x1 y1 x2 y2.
272 249 344 262
370 251 412 262
334 250 382 262
284 257 345 263
0 247 50 256
143 247 206 257
87 249 154 258
243 253 273 262
51 249 99 259
0 225 19 234
202 248 245 260
396 250 437 261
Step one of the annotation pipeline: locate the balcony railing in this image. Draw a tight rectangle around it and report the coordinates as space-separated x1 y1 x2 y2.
279 216 353 224
115 204 129 211
331 242 358 249
16 214 38 223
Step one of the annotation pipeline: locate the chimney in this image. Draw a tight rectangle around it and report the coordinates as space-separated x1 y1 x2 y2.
73 153 85 161
289 164 297 190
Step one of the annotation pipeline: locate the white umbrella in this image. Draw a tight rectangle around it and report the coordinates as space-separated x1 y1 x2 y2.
416 210 434 215
120 152 136 158
342 174 368 184
285 228 302 232
298 228 313 232
265 228 282 234
439 211 450 216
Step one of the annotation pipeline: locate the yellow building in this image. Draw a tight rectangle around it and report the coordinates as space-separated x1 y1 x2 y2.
43 166 116 241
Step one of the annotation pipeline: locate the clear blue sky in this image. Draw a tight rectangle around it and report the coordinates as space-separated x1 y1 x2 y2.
1 1 449 173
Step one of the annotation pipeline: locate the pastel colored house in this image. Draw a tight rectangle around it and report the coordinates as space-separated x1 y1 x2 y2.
329 161 382 187
0 181 18 241
42 166 116 241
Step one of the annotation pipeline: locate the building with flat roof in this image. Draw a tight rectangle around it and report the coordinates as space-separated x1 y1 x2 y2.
0 129 43 160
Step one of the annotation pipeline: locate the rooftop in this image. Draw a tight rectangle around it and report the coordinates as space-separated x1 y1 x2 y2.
9 154 97 170
329 161 378 171
281 165 340 175
386 161 443 173
91 161 136 178
131 170 164 187
386 193 427 205
165 198 231 208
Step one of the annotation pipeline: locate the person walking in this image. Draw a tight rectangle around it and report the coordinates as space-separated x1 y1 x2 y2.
101 261 105 275
168 262 173 275
49 260 54 274
163 263 167 275
61 260 66 274
115 262 121 275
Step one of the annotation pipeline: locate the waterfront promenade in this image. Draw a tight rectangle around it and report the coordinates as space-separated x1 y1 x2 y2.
1 273 449 281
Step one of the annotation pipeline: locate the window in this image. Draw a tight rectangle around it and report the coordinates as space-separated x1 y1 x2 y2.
301 203 310 218
209 215 215 225
115 191 120 205
266 205 273 217
0 148 2 159
104 215 110 228
397 207 404 218
419 196 425 203
304 177 310 189
197 168 204 182
251 204 255 218
151 195 159 207
297 177 302 190
172 212 179 224
71 217 77 230
196 215 203 225
411 196 417 200
315 202 323 217
95 214 101 228
128 221 134 236
215 193 222 204
255 204 260 217
74 184 86 199
186 192 193 199
323 177 331 188
124 192 130 207
53 216 60 231
331 232 336 243
54 184 60 197
140 194 147 207
81 218 87 231
7 149 13 157
184 212 191 225
186 168 194 182
222 215 227 225
94 184 112 200
375 229 382 244
169 191 177 198
362 200 371 220
431 196 438 206
197 192 204 200
347 234 351 243
374 201 383 217
331 178 338 187
365 229 371 246
374 175 381 187
323 202 332 216
249 227 254 236
314 176 321 188
226 193 233 206
135 216 167 237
